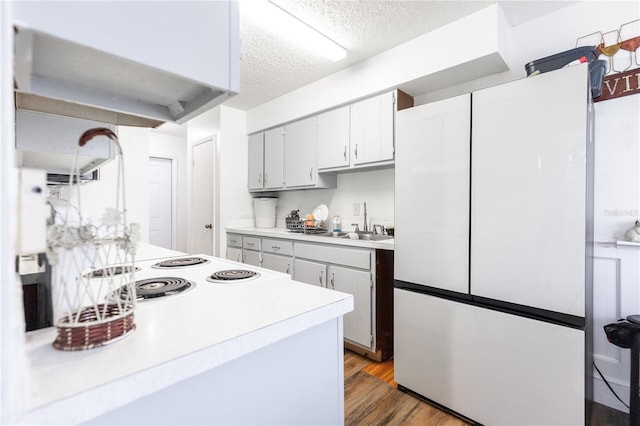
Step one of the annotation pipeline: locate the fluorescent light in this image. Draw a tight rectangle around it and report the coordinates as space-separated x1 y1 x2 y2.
248 0 347 62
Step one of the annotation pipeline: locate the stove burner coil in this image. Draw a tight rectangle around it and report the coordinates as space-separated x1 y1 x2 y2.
89 265 139 278
117 277 194 300
207 269 260 282
152 257 210 268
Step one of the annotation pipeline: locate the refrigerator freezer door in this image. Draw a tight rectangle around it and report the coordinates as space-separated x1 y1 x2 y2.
471 64 589 317
394 94 471 294
394 288 585 425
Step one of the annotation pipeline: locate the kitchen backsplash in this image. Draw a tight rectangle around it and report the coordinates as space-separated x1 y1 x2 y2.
274 168 395 231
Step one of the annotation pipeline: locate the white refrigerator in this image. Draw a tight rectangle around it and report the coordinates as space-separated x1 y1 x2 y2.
394 64 594 425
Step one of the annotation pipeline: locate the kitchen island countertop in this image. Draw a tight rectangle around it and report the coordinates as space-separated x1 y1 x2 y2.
20 251 353 425
225 226 394 250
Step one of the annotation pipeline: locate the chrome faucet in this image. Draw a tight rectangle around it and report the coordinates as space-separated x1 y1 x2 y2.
363 202 368 232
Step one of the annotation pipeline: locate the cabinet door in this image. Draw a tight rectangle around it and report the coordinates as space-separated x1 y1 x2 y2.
264 127 284 190
262 253 292 276
394 94 470 294
242 249 261 267
350 91 394 165
329 265 372 349
226 247 242 263
471 65 588 317
247 133 264 191
318 106 350 169
293 259 326 288
284 117 317 188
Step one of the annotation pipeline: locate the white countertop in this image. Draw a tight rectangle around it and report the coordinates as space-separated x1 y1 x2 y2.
21 254 353 425
226 227 395 250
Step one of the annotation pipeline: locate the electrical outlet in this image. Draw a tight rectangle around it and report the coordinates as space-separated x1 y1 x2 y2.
353 202 360 216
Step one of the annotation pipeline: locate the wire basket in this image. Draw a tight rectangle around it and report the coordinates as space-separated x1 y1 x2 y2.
285 217 327 234
46 128 139 351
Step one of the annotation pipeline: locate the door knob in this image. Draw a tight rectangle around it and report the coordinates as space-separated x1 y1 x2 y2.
204 224 212 229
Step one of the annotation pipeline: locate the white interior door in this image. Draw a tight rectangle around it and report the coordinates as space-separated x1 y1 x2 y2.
148 157 173 249
191 139 214 255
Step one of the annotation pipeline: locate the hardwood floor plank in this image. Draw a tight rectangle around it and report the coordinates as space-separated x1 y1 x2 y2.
345 371 397 424
363 357 397 386
345 349 374 380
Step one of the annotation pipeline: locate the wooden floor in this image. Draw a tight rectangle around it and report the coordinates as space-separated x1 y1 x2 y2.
344 350 630 426
345 350 470 425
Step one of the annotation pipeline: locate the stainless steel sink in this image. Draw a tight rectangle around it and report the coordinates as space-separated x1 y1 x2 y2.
352 232 393 241
317 231 392 241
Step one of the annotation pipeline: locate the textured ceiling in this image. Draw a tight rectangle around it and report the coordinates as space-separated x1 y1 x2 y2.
223 1 575 111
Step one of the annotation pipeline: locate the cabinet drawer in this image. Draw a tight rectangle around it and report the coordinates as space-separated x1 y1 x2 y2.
262 238 293 256
227 233 242 248
295 243 371 270
243 236 261 250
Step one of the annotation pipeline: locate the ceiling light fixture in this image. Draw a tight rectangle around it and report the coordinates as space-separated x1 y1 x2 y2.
253 0 347 62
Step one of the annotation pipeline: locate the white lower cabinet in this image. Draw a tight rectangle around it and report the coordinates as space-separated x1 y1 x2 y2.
242 249 261 267
294 243 374 352
394 289 584 425
226 247 242 263
227 233 243 262
329 265 372 348
262 253 291 276
293 259 326 288
225 231 394 361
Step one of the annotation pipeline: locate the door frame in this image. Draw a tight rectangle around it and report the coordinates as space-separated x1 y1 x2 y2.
189 135 219 256
149 155 178 250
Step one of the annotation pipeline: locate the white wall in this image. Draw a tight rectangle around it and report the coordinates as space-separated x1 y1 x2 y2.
67 127 151 247
188 106 253 257
149 130 189 253
275 168 395 232
1 1 26 423
218 106 253 255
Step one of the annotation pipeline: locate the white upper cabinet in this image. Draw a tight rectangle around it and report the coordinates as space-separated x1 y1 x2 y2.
247 133 264 191
350 91 395 166
318 106 350 170
263 127 284 190
284 117 317 188
12 1 239 126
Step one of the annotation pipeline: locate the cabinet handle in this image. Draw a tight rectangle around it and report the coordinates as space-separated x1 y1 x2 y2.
330 273 335 290
272 245 280 251
309 167 313 180
319 270 324 286
258 174 262 184
354 144 358 159
242 255 246 263
237 254 241 262
247 242 254 247
286 264 290 275
343 146 347 162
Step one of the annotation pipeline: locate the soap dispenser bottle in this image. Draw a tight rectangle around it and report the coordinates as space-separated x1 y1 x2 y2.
332 215 342 232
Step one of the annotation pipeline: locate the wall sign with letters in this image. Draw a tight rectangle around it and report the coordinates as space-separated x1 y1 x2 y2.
595 67 640 102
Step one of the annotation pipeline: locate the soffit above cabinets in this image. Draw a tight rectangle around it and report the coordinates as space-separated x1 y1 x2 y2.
12 1 239 127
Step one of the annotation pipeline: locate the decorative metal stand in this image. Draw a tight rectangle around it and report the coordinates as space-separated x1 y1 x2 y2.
47 128 139 351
